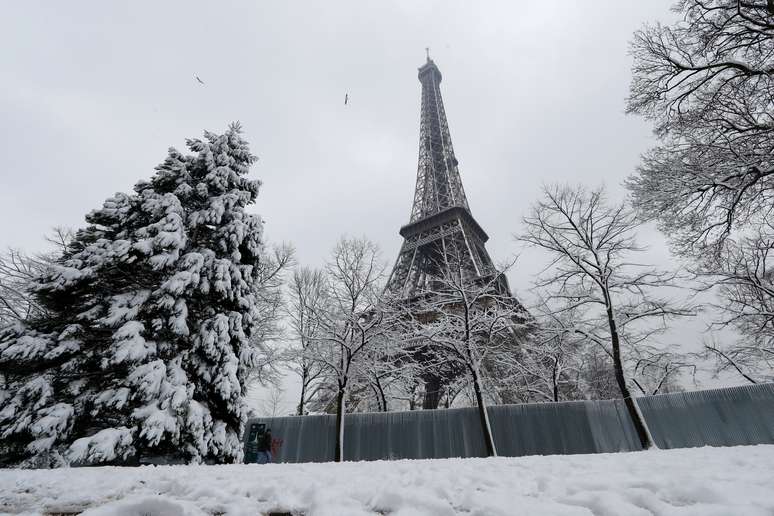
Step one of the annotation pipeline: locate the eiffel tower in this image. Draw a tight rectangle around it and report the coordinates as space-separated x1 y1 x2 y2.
386 54 525 408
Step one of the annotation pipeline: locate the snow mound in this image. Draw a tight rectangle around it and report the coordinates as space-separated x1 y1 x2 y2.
2 445 773 515
81 496 205 516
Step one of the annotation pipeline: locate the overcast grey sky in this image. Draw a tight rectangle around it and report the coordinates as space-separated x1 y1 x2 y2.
1 1 677 273
3 2 741 406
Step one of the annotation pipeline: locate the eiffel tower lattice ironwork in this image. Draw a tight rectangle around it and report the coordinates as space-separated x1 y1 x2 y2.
385 56 523 409
386 55 509 300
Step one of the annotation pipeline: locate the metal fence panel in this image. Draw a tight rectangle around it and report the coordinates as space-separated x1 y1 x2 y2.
636 383 774 449
244 383 774 463
489 399 642 458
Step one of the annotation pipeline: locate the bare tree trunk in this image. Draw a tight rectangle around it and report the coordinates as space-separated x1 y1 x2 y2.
604 292 653 449
471 368 497 457
298 365 308 415
370 384 383 411
369 373 388 412
376 379 388 413
334 386 346 462
551 357 560 402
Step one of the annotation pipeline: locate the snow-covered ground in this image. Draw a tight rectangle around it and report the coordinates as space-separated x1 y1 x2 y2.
2 445 773 516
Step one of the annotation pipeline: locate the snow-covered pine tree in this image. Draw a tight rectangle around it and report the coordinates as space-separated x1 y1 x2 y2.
0 123 265 467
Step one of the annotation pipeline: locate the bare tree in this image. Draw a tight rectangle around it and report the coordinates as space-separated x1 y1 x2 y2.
286 266 328 415
577 345 620 400
392 260 530 457
703 337 773 383
0 228 74 328
519 185 694 449
503 298 588 403
626 0 774 257
697 222 774 382
257 384 289 418
630 349 696 395
381 362 425 411
252 244 295 345
504 296 691 403
0 249 45 327
354 334 399 412
302 236 388 462
244 243 296 390
304 336 408 414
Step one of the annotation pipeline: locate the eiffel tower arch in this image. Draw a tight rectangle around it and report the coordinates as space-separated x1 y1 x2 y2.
385 56 528 409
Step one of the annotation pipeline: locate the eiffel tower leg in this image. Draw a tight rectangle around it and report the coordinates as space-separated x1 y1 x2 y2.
423 374 443 410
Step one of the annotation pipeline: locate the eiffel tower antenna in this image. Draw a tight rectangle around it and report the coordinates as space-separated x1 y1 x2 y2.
385 57 528 408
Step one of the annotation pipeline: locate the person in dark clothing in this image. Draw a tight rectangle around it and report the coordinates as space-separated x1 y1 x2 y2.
256 427 272 464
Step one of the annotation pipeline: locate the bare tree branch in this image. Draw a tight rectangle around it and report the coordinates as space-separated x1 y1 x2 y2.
519 184 696 449
627 0 774 256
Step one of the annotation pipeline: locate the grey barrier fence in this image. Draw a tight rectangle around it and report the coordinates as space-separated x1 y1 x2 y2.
244 382 774 463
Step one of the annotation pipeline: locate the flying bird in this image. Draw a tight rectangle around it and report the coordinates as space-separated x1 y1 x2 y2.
194 74 205 85
344 93 349 105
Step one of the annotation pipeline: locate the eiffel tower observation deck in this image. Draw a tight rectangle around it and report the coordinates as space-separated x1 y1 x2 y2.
385 54 510 299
